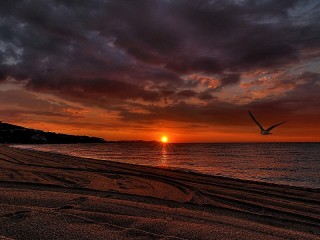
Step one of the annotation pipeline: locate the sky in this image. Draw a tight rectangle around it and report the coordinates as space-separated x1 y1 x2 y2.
0 0 320 142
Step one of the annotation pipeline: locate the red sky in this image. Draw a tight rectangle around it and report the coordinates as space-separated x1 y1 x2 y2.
0 1 320 142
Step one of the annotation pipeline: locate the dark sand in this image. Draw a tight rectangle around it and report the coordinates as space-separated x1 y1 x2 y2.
0 145 319 239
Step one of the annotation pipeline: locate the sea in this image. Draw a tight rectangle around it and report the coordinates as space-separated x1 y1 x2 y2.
13 142 320 189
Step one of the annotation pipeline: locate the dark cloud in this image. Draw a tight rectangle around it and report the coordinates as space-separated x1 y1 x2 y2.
220 73 241 87
198 91 214 101
120 101 249 126
119 72 320 126
0 0 319 127
0 89 87 125
25 76 162 102
176 90 197 98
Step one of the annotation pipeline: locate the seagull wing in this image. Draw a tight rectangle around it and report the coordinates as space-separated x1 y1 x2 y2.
248 111 265 131
266 121 287 132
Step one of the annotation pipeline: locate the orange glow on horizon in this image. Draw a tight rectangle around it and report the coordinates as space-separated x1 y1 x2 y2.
5 119 320 143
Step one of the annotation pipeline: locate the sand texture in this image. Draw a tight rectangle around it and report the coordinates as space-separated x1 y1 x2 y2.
0 145 319 239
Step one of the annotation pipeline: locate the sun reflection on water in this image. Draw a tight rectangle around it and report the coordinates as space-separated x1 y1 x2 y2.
159 144 168 168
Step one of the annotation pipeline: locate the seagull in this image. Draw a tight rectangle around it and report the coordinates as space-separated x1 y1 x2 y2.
248 111 286 135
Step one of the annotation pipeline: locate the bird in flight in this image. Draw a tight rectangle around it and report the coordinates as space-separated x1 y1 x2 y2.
248 111 286 135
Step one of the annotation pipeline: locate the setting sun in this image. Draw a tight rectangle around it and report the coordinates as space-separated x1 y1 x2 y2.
161 136 168 143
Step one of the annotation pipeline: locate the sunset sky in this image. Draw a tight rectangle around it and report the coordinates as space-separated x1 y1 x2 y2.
0 0 320 142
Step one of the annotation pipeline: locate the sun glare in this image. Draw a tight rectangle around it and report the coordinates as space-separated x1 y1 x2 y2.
161 136 168 143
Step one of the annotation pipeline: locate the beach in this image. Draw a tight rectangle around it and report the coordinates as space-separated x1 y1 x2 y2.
0 145 319 240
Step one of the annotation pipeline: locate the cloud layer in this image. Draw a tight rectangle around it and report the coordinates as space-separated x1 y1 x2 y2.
0 0 320 140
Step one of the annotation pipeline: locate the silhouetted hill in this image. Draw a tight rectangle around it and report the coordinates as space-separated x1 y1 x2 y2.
0 121 105 144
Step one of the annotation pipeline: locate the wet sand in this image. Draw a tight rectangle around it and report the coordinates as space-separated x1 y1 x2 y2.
0 145 319 239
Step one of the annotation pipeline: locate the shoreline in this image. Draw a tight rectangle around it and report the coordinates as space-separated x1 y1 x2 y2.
10 144 320 191
0 145 319 239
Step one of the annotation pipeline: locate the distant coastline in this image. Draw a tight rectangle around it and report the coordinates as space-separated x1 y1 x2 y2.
0 121 105 144
104 140 159 143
